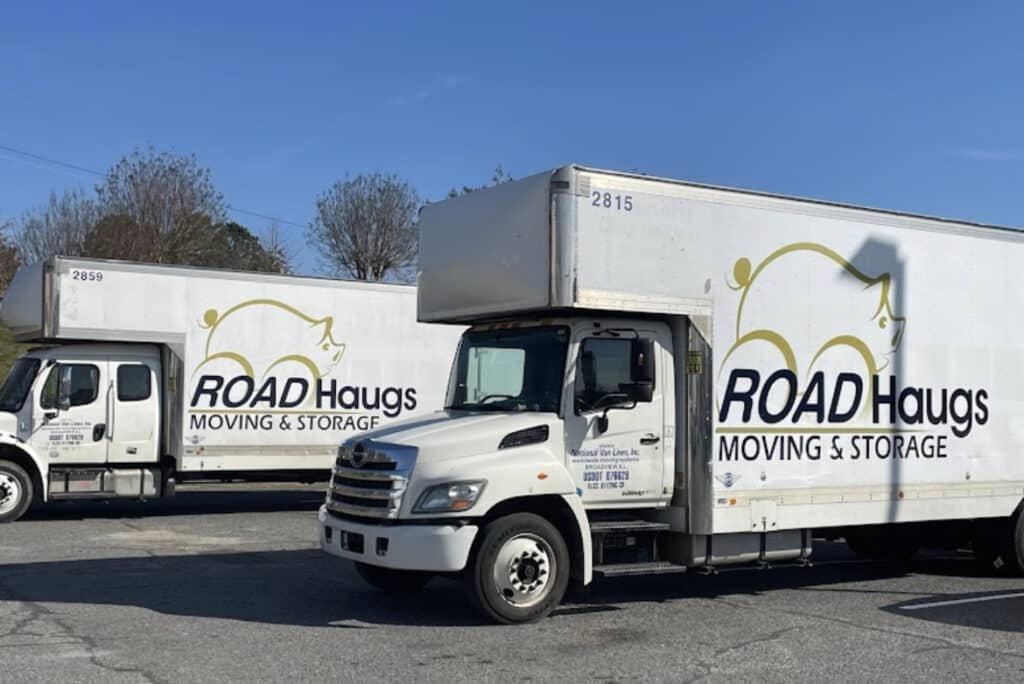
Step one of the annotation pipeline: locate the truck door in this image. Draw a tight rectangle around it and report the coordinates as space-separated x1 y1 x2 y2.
564 328 668 507
107 359 160 464
32 362 109 464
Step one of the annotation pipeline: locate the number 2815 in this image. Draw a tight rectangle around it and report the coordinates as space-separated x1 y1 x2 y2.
591 191 633 211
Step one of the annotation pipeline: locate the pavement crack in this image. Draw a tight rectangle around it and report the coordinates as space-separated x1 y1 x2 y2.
680 625 803 683
0 577 168 683
713 625 803 658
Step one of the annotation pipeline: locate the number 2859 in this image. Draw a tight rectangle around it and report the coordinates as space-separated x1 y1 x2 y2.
591 191 633 211
71 269 103 282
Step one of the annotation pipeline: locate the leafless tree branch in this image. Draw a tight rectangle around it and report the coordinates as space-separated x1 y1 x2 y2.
308 173 419 282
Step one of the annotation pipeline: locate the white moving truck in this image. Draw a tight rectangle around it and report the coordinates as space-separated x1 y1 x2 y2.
0 257 462 522
319 166 1024 623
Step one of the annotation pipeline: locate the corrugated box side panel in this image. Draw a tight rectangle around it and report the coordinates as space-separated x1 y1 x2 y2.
704 189 1024 532
417 171 555 322
0 260 47 340
53 258 190 344
570 169 714 316
179 278 463 471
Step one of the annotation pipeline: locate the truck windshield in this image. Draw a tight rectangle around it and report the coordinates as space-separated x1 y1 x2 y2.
447 326 570 413
0 358 41 412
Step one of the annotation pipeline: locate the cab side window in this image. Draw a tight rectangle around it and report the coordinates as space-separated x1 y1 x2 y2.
40 365 100 409
117 365 152 402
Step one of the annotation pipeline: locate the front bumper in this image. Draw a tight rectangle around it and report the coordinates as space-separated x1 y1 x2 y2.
318 505 479 572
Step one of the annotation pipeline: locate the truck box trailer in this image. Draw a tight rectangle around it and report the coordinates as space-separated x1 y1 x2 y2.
319 165 1024 623
0 257 462 522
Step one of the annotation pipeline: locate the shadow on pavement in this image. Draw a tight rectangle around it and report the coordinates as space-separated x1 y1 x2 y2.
0 548 487 628
882 590 1024 633
22 486 328 521
2 524 1015 628
0 544 949 629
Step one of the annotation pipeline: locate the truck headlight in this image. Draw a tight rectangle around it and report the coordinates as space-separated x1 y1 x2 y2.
413 481 486 513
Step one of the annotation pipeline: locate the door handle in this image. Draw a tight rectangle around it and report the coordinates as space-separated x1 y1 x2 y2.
43 411 58 422
93 424 106 442
640 434 660 445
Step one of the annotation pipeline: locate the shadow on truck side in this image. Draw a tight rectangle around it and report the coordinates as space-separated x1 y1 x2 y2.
2 542 1013 631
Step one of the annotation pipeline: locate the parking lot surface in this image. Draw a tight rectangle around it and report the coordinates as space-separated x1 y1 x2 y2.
1 484 1022 683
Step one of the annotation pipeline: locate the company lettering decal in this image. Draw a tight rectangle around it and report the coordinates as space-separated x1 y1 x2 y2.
186 299 416 434
571 444 640 492
715 242 989 467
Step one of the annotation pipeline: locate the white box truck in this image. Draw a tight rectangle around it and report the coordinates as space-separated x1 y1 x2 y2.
0 257 462 522
319 165 1024 623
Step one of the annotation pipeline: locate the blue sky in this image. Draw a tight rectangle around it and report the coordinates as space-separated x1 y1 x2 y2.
2 1 1023 273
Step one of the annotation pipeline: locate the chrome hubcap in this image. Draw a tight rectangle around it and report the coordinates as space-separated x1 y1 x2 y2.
493 533 555 608
0 472 22 515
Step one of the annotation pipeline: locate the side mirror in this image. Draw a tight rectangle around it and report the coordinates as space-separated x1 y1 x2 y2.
57 366 73 411
621 338 655 404
631 338 655 383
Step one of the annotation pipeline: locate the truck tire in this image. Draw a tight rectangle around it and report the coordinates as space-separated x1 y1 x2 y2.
973 507 1024 576
466 513 570 624
354 562 432 592
0 460 33 523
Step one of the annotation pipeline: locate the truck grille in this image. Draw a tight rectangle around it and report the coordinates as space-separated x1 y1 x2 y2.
326 440 416 520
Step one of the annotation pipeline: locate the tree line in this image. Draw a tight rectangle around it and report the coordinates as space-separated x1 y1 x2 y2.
0 147 511 290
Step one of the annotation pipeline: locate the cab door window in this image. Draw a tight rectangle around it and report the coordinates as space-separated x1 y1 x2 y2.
41 364 101 409
574 338 654 413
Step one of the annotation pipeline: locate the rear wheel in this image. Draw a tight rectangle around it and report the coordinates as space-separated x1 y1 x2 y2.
466 513 569 624
973 507 1024 576
354 562 432 592
0 460 33 523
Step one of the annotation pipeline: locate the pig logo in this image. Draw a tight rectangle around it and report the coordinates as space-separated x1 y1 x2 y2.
195 299 345 379
721 242 906 380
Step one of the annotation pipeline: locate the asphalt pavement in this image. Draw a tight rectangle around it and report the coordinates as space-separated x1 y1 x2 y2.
1 484 1022 683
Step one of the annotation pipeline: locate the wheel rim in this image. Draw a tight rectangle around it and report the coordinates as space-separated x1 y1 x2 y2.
0 471 22 516
492 532 556 609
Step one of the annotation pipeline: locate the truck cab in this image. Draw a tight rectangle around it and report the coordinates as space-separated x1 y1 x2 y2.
0 344 164 521
319 314 681 621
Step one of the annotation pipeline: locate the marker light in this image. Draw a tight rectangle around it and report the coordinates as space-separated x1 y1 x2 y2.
499 425 549 449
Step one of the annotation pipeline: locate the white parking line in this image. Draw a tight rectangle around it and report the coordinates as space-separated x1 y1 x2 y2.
899 593 1024 611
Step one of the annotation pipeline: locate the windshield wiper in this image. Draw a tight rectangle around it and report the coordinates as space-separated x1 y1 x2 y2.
449 402 529 412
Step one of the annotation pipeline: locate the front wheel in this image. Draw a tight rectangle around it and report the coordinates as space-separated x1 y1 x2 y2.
354 562 432 592
0 460 33 523
466 513 570 624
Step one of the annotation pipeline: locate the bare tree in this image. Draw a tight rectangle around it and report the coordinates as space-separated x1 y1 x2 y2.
308 173 420 281
13 189 97 263
0 224 19 292
447 164 513 198
258 220 294 274
8 147 289 275
92 147 226 264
